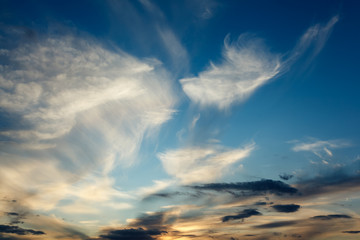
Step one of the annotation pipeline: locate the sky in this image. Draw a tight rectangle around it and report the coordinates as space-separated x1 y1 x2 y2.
0 0 360 239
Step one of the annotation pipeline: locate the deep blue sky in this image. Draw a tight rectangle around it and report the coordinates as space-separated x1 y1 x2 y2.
0 1 360 239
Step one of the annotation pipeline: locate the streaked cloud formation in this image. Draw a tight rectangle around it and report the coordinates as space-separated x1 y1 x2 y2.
292 138 350 158
180 35 281 109
0 31 177 238
180 15 339 110
0 0 358 239
158 143 254 184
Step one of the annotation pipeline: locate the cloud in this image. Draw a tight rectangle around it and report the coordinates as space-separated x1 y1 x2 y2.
99 211 172 240
279 173 293 181
157 27 189 74
180 34 281 110
191 179 298 195
0 225 45 236
289 15 339 65
20 213 89 240
291 138 350 158
180 16 338 110
311 214 352 220
128 212 166 230
254 220 299 229
271 204 300 213
294 172 360 199
138 0 189 74
158 143 254 184
343 231 360 234
99 228 166 240
137 180 175 197
222 209 262 222
0 34 177 152
0 30 179 236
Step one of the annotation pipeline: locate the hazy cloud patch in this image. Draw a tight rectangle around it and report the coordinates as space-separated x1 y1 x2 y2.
158 143 254 184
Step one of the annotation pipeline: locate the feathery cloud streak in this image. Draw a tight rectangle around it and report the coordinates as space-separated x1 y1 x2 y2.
180 35 281 110
158 143 254 184
180 16 338 110
0 32 178 221
291 138 350 157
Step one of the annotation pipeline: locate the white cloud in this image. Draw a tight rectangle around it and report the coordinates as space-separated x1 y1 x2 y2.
136 179 175 196
291 138 350 158
158 143 255 184
290 15 339 63
180 34 281 110
0 34 178 215
180 16 338 110
190 113 201 130
157 27 189 74
0 34 177 156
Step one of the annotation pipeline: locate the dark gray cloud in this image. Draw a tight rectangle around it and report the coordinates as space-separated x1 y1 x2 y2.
343 231 360 234
295 170 360 198
272 204 300 213
142 191 202 202
0 233 19 240
0 224 45 235
254 220 299 229
279 173 293 181
311 214 352 220
129 212 166 230
5 212 19 216
100 228 165 240
254 201 267 206
191 179 298 195
222 209 262 222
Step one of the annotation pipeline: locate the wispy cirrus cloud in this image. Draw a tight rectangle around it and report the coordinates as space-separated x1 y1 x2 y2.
0 30 178 231
291 138 350 158
180 34 281 110
157 143 254 184
289 15 339 65
180 16 338 110
139 0 189 74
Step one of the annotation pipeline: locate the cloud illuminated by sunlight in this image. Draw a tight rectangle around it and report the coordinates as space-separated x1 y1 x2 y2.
158 143 255 184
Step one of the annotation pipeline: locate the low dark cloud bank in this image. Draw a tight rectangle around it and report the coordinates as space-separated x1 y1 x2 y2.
0 224 45 235
222 209 262 222
272 204 300 213
311 214 352 220
254 220 299 229
191 179 298 195
343 231 360 234
100 228 165 240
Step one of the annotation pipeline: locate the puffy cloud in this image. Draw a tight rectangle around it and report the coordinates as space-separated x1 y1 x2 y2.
158 143 254 184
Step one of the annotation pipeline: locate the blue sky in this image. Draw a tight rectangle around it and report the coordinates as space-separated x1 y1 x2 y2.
1 0 360 239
